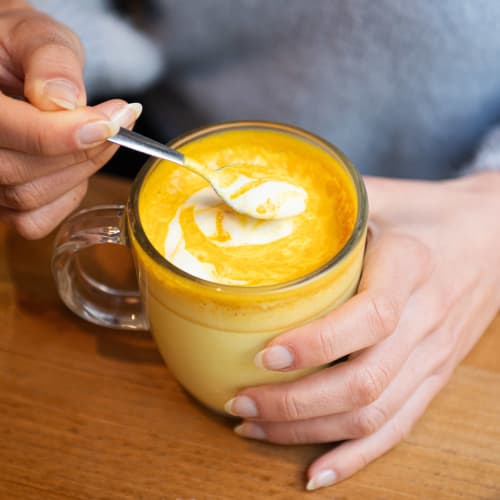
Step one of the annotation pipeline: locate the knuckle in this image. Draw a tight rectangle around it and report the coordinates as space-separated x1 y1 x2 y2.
12 212 50 240
390 419 411 444
316 321 336 362
33 40 83 77
81 148 107 172
72 145 114 174
284 425 305 445
34 129 49 156
356 449 372 470
423 288 450 330
49 25 80 52
12 13 81 55
9 15 37 40
280 389 304 421
0 182 43 210
366 293 400 340
353 405 388 437
352 364 390 407
24 118 51 156
431 368 452 389
394 234 433 283
71 148 93 166
430 327 456 368
262 423 304 445
0 157 26 185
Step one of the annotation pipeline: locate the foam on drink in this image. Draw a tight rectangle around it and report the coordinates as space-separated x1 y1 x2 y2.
140 129 357 287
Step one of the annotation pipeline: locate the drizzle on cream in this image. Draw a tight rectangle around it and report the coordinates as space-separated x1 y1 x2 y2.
139 129 357 287
164 187 295 284
213 174 308 220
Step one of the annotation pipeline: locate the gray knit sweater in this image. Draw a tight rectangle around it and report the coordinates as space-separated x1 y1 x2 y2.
31 0 500 179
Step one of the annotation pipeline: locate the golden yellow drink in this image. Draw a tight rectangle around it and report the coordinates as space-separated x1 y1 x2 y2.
128 122 367 413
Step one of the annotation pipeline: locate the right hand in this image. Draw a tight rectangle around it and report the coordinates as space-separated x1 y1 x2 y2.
0 1 142 239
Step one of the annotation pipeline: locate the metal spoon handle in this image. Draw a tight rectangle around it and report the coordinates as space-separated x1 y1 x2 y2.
108 127 185 166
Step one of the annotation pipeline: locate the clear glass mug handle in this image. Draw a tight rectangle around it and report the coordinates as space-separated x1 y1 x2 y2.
51 205 149 330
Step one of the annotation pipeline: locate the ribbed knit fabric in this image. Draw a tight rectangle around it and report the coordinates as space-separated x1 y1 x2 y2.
31 0 500 179
463 125 500 174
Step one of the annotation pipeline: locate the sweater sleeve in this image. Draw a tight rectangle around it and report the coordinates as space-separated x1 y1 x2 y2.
29 0 163 99
461 126 500 175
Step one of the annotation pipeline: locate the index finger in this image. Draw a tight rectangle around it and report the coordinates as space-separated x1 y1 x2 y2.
0 93 119 155
255 232 432 371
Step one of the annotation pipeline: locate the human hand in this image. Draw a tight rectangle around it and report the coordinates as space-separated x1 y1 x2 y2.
225 171 500 490
0 1 141 238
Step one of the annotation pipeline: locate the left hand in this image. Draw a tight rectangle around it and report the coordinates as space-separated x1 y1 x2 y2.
225 171 500 491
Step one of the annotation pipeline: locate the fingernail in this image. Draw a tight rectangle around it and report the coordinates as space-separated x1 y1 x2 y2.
77 120 119 146
224 396 258 418
110 102 143 126
234 422 267 440
255 345 294 370
306 469 337 491
43 79 79 110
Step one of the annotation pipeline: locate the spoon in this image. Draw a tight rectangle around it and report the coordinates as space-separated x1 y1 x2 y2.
108 128 307 220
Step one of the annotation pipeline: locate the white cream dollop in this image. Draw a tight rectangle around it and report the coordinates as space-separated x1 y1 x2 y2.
164 187 295 283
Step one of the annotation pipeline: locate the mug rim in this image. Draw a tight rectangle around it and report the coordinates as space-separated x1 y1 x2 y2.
127 120 368 293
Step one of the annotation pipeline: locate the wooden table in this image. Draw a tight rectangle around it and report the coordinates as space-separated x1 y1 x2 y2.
1 174 499 500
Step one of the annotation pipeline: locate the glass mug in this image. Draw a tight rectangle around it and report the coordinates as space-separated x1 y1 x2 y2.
52 121 368 413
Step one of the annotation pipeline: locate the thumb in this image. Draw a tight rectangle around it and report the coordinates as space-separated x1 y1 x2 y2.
8 9 87 110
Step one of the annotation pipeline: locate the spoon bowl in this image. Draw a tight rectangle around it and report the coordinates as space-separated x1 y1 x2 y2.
108 127 307 219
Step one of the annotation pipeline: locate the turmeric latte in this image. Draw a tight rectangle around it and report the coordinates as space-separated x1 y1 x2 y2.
139 129 357 286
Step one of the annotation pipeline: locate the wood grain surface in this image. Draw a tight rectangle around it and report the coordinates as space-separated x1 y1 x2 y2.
0 174 499 500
